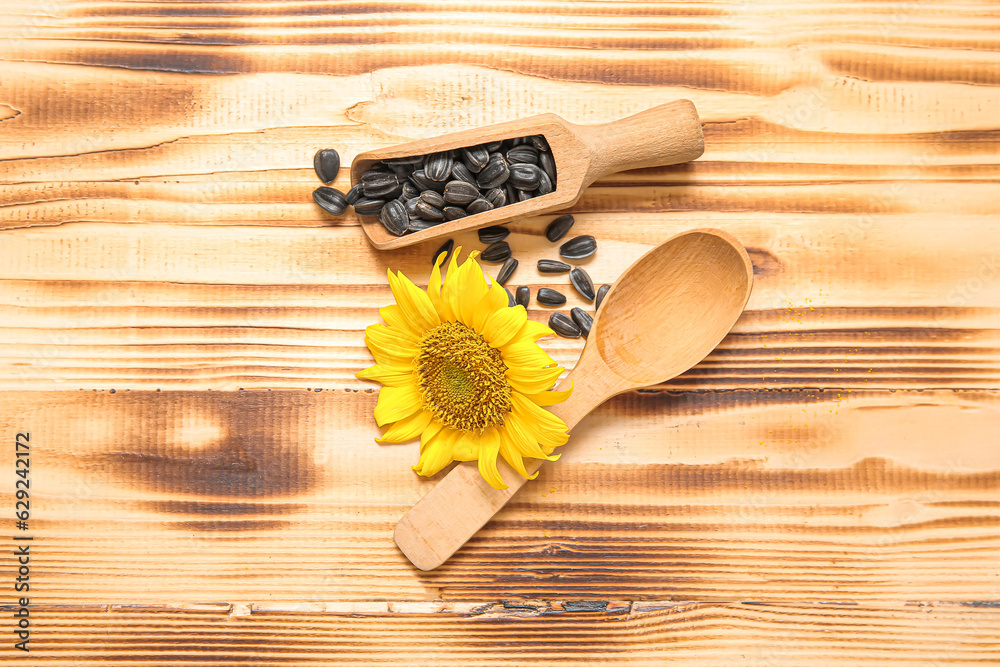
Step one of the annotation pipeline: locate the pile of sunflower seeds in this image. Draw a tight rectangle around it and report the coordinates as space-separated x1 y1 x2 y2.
311 136 557 237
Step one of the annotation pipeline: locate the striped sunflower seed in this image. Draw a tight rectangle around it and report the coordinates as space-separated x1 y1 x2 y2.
570 267 596 301
476 153 510 189
570 307 593 338
515 286 530 307
496 257 518 286
537 259 571 274
480 241 511 264
485 141 503 152
548 312 580 338
466 198 494 215
400 181 420 200
516 189 533 203
559 235 597 260
450 161 478 186
345 182 364 205
384 155 423 166
312 187 347 215
313 149 340 184
379 199 408 236
531 135 550 152
425 152 453 182
539 150 556 183
595 284 611 310
536 169 555 195
416 199 445 221
443 181 480 205
536 288 566 306
478 226 510 244
419 190 446 209
443 206 467 221
353 198 386 216
462 146 490 173
361 171 400 198
485 187 507 208
408 218 440 231
404 197 420 218
508 163 542 191
433 239 454 265
506 146 539 165
545 215 574 242
410 170 443 192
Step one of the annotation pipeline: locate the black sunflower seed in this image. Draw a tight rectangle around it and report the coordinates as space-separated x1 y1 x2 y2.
536 288 566 306
410 170 444 193
595 284 611 311
515 286 530 308
559 235 597 260
537 259 571 274
443 180 480 205
532 135 550 152
416 199 445 221
466 198 494 215
485 141 503 152
570 267 596 301
461 146 490 173
539 150 556 183
379 199 408 236
419 190 446 209
408 218 440 231
496 257 518 286
516 188 533 203
404 197 420 218
476 153 510 189
312 186 347 215
545 215 574 242
478 225 510 244
353 197 386 216
433 239 454 265
450 161 478 186
508 163 542 191
443 206 467 221
481 241 511 264
570 307 593 338
425 152 453 182
536 169 555 195
384 155 424 166
549 312 580 338
505 288 516 307
345 182 364 205
400 181 420 200
504 182 518 208
506 145 539 165
361 171 400 198
313 149 340 184
485 187 507 209
388 162 416 178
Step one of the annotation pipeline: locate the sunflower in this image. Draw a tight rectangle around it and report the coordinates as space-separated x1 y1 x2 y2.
356 247 572 489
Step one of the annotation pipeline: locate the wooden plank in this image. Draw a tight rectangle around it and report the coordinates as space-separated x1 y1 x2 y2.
6 602 999 665
1 389 997 605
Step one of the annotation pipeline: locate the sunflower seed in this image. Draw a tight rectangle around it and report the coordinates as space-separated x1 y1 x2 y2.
548 312 580 338
536 169 555 195
461 146 490 172
384 155 424 166
496 257 518 286
569 267 596 301
595 284 611 310
345 182 364 205
379 199 408 236
536 288 566 306
510 137 527 146
416 199 445 221
404 197 420 218
410 170 444 192
504 183 518 208
481 241 511 263
443 206 467 221
476 153 510 189
570 307 593 338
505 288 516 307
545 215 574 242
419 190 446 209
515 286 530 307
425 152 453 182
433 239 454 265
312 187 347 215
478 225 510 244
408 218 440 231
508 163 542 191
389 162 416 178
516 188 533 203
400 181 420 200
466 198 494 215
539 150 556 183
353 197 386 216
485 141 503 152
559 235 597 260
506 145 539 165
532 135 550 152
362 171 401 197
451 161 478 186
537 259 571 274
485 187 507 208
313 149 340 184
443 180 480 205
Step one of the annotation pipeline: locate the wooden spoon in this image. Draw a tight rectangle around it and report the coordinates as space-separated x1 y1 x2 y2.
394 228 754 570
353 99 704 250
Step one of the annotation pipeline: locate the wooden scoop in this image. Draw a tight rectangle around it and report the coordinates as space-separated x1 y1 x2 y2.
394 228 754 570
353 99 704 250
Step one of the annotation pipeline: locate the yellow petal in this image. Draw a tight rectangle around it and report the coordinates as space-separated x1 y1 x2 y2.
524 380 573 406
376 410 433 443
477 426 507 490
356 364 414 388
483 304 528 348
427 250 453 321
504 412 560 462
420 419 446 452
413 428 457 477
366 323 418 348
451 430 480 462
366 336 417 367
373 384 424 427
379 304 423 339
441 245 464 300
506 364 565 394
511 319 556 344
511 391 570 434
388 269 441 331
472 280 509 333
498 428 538 480
451 253 489 326
501 340 556 369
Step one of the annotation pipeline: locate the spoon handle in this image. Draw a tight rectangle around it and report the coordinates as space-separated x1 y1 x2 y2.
393 361 622 571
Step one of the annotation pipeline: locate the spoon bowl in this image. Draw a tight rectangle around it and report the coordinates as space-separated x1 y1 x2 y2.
394 228 754 570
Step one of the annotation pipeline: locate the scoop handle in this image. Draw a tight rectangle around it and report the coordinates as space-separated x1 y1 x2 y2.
393 361 623 571
574 99 705 187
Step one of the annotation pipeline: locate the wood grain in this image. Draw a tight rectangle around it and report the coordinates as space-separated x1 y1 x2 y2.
1 0 999 662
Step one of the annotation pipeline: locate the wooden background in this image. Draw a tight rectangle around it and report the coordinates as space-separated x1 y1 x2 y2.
2 0 999 664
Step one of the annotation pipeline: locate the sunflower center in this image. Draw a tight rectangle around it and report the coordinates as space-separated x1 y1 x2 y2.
415 321 512 432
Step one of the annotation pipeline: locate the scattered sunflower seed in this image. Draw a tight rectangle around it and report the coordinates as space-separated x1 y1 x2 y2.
313 149 340 184
537 259 571 274
480 241 511 264
545 214 574 243
379 199 408 236
478 225 510 244
570 307 593 338
312 187 347 215
433 239 454 265
549 312 581 338
559 235 597 260
595 284 611 310
496 257 518 286
536 288 566 306
515 286 530 307
570 267 596 301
